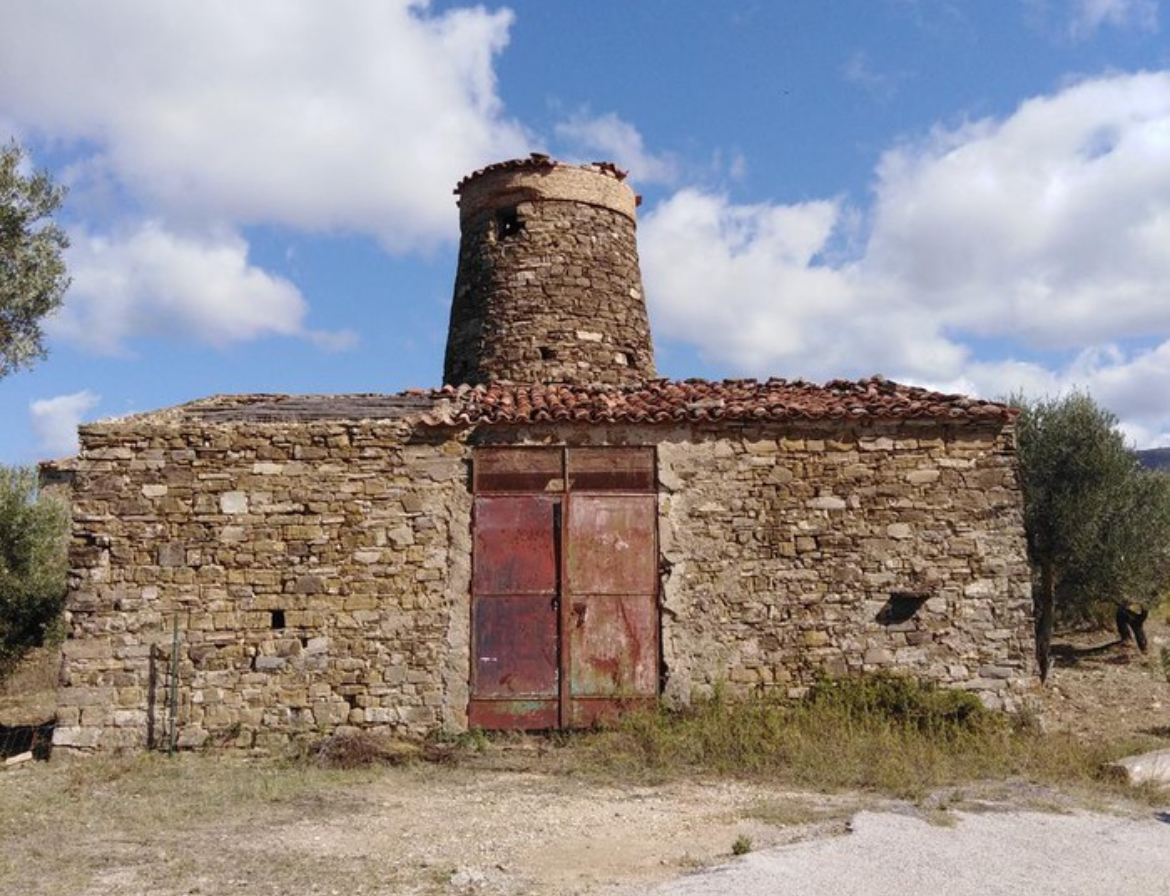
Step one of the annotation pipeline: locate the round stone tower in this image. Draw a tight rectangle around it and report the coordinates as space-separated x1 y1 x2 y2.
443 155 657 386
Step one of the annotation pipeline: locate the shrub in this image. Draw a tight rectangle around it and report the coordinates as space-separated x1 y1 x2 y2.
803 673 994 735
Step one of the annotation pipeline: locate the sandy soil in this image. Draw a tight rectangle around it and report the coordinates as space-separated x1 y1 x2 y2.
1035 615 1170 742
263 770 856 896
1 757 860 896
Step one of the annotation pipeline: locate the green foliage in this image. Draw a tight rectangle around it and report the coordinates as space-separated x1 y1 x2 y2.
0 465 68 676
731 834 753 855
0 139 70 377
1012 392 1170 679
803 673 991 734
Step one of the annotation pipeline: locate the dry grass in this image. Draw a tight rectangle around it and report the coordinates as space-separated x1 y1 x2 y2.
0 753 393 895
2 673 1166 895
306 730 424 768
5 604 1167 895
0 644 60 726
742 797 853 828
566 676 1163 802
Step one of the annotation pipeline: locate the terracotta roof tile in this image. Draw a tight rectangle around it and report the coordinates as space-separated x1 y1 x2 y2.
98 378 1013 428
420 377 1016 427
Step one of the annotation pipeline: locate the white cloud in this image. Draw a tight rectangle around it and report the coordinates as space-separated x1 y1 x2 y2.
946 340 1170 448
0 1 529 359
0 0 529 251
29 391 101 458
1119 420 1170 449
53 222 353 354
554 111 678 184
641 71 1170 445
867 72 1170 350
642 189 967 381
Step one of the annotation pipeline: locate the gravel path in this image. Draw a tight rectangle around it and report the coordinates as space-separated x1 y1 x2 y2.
646 809 1170 896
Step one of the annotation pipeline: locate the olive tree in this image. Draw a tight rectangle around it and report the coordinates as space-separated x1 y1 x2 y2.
1 139 70 377
0 465 68 677
1013 392 1170 681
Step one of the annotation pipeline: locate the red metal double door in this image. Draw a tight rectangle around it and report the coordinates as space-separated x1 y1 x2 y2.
469 447 658 729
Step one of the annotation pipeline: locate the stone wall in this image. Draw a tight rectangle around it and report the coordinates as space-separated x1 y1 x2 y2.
444 161 656 387
54 418 472 752
54 412 1033 752
655 420 1033 709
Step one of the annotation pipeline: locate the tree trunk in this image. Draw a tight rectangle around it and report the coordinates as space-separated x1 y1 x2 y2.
1035 563 1056 683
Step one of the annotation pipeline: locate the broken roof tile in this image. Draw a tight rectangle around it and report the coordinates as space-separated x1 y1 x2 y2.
428 377 1015 427
454 154 629 194
91 377 1015 429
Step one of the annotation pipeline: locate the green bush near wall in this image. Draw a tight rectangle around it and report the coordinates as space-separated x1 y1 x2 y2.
0 465 68 678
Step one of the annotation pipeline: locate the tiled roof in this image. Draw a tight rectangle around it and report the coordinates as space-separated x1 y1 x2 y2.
96 378 1013 428
421 377 1015 427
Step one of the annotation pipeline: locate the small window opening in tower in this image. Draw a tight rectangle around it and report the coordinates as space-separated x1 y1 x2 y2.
540 346 558 361
496 206 524 239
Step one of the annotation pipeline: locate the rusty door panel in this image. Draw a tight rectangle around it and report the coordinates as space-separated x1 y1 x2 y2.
469 495 560 730
469 595 558 730
565 495 657 595
470 448 659 731
474 447 564 493
566 694 657 729
564 493 658 727
469 698 559 730
472 496 558 595
566 446 655 492
567 594 657 696
472 595 558 697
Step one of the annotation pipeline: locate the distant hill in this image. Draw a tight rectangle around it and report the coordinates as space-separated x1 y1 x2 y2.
1136 448 1170 472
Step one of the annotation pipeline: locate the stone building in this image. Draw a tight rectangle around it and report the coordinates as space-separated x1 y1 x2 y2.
51 156 1034 752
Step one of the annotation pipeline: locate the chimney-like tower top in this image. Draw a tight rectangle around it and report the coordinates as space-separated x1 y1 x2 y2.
443 155 657 387
453 155 638 222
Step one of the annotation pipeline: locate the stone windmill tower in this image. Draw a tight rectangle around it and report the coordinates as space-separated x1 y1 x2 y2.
443 155 657 386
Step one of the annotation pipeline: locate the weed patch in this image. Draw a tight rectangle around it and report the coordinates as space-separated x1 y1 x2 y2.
579 675 1144 798
307 731 422 769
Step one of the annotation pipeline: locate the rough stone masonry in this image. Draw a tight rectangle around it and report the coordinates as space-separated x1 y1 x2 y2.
50 158 1034 753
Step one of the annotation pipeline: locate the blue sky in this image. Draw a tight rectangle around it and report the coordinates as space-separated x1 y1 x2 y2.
2 0 1169 462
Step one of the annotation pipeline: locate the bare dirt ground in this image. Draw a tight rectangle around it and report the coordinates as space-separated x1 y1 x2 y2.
1035 615 1170 743
1 751 862 896
2 620 1169 896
